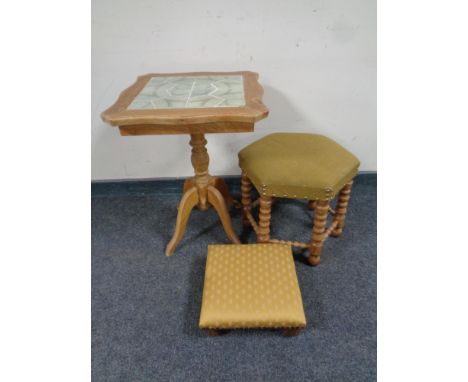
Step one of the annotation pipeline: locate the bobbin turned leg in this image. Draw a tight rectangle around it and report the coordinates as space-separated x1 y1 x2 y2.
241 172 252 229
331 181 353 238
257 196 272 243
308 200 330 266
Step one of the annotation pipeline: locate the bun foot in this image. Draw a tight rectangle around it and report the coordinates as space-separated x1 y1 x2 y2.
308 255 321 266
283 328 301 336
331 228 343 238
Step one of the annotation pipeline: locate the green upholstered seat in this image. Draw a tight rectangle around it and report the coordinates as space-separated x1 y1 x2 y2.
238 133 360 200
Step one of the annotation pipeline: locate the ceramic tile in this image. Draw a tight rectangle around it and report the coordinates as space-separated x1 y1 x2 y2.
127 75 245 110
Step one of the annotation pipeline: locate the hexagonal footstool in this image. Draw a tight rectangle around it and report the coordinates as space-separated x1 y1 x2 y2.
199 244 307 336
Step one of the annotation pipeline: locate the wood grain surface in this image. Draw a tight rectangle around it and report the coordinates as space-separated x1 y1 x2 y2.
101 71 269 133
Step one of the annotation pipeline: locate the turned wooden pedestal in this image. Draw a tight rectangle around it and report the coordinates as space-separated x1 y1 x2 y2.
165 133 241 256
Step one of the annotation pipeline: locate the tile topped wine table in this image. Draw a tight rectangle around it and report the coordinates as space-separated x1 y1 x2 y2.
101 71 269 255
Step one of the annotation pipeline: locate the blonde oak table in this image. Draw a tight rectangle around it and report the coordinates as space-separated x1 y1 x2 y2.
101 71 269 256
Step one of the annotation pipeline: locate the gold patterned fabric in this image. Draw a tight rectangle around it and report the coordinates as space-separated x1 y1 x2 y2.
199 244 307 329
238 133 360 200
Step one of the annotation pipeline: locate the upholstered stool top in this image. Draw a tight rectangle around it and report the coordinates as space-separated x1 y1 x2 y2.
238 133 360 200
199 244 307 329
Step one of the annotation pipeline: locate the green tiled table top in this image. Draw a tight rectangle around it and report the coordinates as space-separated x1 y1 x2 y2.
127 75 245 110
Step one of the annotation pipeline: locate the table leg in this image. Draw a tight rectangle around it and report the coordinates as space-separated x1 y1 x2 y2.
212 177 234 206
183 177 234 207
164 187 199 256
165 133 240 256
207 185 240 244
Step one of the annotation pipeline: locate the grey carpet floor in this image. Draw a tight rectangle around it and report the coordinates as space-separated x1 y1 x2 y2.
92 175 376 381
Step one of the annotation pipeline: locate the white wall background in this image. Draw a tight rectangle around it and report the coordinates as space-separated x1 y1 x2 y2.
92 0 376 180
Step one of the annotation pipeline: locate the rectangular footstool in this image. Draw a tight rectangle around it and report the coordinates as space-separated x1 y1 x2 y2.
199 244 307 336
